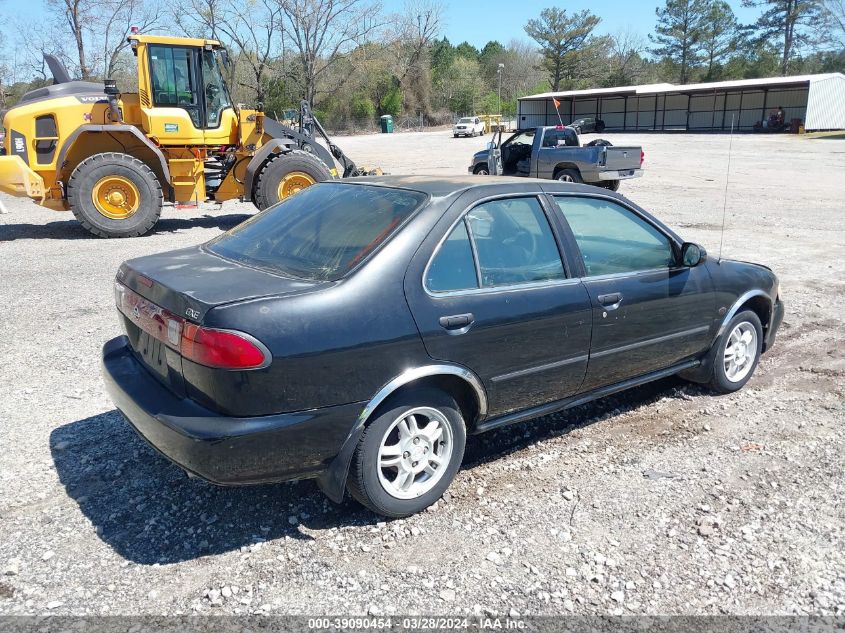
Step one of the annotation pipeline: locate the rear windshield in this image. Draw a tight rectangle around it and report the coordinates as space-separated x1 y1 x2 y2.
207 183 426 281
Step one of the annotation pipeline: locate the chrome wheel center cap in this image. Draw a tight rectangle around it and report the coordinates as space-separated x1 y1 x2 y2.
409 442 426 461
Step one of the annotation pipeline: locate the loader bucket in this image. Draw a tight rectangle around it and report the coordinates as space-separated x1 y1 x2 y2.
0 155 46 201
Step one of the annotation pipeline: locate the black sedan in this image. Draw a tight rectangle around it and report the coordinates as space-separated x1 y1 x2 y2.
102 176 783 517
570 117 606 134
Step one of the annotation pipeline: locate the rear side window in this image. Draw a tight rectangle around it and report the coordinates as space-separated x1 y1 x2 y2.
426 221 479 292
208 183 426 281
427 196 565 293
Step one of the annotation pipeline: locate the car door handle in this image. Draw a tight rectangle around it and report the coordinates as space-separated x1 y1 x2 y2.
597 293 623 309
439 313 474 330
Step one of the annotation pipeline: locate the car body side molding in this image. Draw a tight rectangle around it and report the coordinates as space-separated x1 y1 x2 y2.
475 358 701 434
316 364 488 503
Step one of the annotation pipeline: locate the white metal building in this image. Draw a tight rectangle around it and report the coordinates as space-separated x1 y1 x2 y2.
517 73 845 132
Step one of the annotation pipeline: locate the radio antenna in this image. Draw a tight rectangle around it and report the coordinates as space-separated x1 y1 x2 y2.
718 114 736 262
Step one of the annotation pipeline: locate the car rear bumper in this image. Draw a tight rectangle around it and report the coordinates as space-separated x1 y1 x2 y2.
101 336 364 486
598 168 643 181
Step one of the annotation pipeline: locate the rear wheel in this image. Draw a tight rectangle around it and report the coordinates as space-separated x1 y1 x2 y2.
601 180 621 191
253 149 333 210
347 388 466 517
67 152 162 238
555 168 583 183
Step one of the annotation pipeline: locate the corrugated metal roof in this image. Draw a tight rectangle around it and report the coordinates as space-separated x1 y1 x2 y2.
520 73 845 100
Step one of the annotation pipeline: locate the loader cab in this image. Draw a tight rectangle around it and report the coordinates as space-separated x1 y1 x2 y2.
131 35 236 145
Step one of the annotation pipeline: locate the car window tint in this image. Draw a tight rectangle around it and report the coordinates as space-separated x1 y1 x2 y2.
466 197 565 287
208 183 426 281
426 221 479 292
554 196 674 276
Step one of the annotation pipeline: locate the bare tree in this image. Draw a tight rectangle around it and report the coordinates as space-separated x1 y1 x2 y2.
15 20 73 81
47 0 160 80
102 0 161 78
606 29 648 86
387 0 443 115
277 0 383 105
48 0 92 78
821 0 845 46
172 0 281 104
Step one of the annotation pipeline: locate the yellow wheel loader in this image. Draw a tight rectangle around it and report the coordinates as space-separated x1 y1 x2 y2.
0 34 372 237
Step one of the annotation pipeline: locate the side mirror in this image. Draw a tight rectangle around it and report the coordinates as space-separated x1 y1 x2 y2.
485 141 496 150
220 49 231 68
681 242 706 267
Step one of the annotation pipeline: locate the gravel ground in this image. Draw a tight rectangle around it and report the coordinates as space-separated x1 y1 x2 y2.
0 131 843 617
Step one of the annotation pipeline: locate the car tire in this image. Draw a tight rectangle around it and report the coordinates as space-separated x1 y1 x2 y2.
555 168 583 183
595 119 606 132
474 164 490 175
601 180 621 192
253 150 332 210
347 387 466 518
67 152 162 238
706 310 763 394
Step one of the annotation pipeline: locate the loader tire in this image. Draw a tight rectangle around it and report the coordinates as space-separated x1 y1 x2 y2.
253 150 333 210
67 152 162 238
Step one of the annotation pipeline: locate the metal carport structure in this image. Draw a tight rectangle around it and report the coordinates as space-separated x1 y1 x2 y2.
517 74 845 132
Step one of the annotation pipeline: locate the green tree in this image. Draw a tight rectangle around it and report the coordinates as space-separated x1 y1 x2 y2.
742 0 825 74
524 8 601 91
454 41 479 60
429 37 455 80
700 0 739 80
649 0 708 83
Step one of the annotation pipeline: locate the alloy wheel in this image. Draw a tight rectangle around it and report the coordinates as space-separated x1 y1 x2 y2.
376 407 453 499
723 322 758 383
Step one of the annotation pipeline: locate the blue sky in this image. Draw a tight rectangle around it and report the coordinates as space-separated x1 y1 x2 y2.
14 0 762 49
435 0 761 47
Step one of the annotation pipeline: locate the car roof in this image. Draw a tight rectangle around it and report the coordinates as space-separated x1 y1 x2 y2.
340 175 555 197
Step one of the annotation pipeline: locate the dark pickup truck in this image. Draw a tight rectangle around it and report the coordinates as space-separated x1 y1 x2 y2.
469 126 644 191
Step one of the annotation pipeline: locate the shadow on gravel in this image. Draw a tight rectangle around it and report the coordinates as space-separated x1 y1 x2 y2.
0 213 250 241
463 376 696 468
49 410 376 565
51 377 698 564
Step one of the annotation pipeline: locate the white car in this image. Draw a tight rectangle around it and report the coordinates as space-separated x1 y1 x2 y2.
453 117 485 137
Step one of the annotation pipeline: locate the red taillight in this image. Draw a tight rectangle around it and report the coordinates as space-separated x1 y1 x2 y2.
640 149 645 167
181 324 267 370
115 281 268 370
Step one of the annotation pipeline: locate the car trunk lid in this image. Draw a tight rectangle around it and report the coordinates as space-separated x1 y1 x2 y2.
117 246 329 321
114 246 330 396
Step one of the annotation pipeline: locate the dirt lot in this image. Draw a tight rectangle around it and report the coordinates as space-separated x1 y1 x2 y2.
0 131 843 617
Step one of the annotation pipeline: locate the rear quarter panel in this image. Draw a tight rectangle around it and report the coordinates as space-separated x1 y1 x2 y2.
186 201 449 417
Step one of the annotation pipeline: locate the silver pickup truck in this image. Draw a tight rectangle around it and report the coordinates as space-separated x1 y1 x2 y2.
468 126 643 191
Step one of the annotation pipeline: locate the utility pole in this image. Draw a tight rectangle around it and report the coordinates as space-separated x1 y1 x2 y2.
497 63 505 116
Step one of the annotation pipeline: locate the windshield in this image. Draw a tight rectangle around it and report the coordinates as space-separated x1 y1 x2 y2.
459 118 473 123
207 183 427 281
